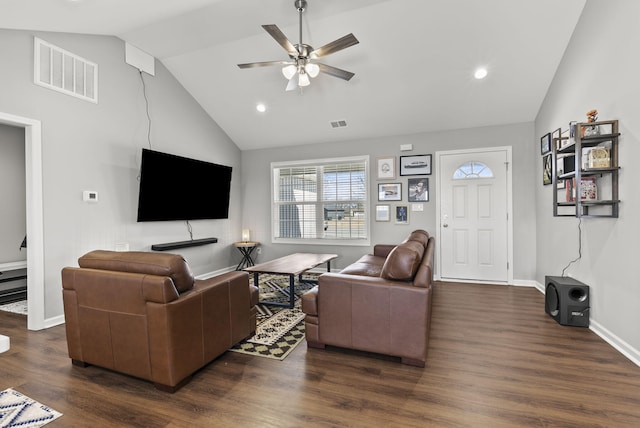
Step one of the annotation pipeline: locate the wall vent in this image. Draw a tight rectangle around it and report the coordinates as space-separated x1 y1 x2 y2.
330 120 348 129
34 37 98 103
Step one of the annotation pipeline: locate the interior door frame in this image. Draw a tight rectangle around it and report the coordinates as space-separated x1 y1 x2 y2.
435 146 514 284
0 111 45 330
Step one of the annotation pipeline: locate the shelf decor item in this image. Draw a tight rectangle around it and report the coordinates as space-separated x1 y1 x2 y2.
587 146 611 169
582 109 600 137
580 178 598 201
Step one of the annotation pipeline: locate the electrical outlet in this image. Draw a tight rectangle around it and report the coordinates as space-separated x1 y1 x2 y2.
257 247 262 254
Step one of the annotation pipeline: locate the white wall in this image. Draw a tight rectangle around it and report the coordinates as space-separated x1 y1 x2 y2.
241 122 538 280
535 0 640 360
0 30 242 320
0 124 26 264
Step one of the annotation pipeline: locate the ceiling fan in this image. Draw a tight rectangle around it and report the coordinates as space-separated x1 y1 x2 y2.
237 0 359 91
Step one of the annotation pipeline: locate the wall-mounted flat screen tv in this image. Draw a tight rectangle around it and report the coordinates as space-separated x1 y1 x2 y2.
136 148 232 222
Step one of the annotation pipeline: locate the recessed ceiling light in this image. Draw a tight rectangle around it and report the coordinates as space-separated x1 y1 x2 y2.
474 67 488 79
256 103 266 113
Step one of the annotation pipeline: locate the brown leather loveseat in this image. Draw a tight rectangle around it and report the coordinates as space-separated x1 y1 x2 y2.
301 230 435 367
62 250 258 392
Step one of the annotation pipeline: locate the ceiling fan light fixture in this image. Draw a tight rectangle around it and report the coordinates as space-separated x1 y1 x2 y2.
282 64 297 80
298 71 311 87
305 63 320 78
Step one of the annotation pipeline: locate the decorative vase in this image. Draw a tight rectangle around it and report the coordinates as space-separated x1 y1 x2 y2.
583 124 600 137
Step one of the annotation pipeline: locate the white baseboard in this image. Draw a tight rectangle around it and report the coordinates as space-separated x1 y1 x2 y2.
589 320 640 367
44 315 65 329
196 266 236 280
0 335 9 353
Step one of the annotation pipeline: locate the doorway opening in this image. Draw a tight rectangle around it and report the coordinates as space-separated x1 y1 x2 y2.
0 111 45 330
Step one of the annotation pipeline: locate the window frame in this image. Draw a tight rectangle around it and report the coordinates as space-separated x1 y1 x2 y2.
270 155 371 246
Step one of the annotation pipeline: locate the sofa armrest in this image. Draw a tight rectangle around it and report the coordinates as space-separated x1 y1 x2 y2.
373 244 396 258
301 285 319 316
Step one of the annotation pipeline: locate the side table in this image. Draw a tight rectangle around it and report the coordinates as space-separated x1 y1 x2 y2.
233 241 260 270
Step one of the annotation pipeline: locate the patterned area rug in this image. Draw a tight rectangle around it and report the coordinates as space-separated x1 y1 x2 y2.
0 389 62 427
228 273 317 360
0 301 27 316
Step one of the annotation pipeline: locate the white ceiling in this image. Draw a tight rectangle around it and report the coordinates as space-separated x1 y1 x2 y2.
1 0 586 150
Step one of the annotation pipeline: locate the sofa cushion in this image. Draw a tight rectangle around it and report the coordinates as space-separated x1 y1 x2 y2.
403 229 429 247
78 250 195 292
380 241 424 281
340 254 385 277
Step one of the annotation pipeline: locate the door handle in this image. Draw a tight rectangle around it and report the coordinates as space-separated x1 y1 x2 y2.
443 224 449 228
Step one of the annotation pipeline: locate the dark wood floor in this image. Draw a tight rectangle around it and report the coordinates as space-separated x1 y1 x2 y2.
1 282 640 427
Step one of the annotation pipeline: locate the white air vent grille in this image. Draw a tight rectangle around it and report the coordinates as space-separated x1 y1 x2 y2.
34 37 98 103
330 120 348 129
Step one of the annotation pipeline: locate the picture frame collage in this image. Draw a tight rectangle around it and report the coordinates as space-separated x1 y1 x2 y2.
540 127 564 186
375 154 431 224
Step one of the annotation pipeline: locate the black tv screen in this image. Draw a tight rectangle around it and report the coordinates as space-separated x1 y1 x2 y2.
136 149 232 222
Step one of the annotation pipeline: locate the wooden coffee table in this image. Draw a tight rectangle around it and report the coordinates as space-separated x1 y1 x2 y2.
244 253 338 308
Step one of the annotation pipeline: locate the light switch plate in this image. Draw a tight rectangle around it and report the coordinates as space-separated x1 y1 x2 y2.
411 203 424 212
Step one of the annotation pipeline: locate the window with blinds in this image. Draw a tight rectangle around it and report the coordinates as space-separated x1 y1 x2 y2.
271 156 369 245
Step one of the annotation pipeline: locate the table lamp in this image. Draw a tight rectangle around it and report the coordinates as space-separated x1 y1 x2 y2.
241 229 251 242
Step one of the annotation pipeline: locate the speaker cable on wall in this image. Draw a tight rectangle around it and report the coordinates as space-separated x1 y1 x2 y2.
561 218 582 277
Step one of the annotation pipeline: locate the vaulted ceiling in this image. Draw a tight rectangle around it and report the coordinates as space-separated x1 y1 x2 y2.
1 0 586 150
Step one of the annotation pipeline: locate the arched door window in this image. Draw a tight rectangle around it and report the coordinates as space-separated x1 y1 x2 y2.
452 161 494 179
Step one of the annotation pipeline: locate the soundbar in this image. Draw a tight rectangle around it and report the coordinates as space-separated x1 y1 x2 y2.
151 237 218 251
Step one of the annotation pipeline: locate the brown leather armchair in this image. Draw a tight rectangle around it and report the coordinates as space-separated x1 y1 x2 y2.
62 250 257 392
302 230 435 367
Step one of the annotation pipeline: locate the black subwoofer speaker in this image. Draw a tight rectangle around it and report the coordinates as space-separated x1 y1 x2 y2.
545 276 590 327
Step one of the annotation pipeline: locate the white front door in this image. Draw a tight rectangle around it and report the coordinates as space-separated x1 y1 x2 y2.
436 147 512 283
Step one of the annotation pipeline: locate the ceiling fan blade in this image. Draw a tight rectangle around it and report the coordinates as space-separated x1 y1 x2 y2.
311 33 359 58
262 24 298 56
317 63 355 81
238 60 294 69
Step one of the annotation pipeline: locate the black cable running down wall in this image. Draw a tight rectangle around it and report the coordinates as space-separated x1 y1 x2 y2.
139 70 152 149
561 217 583 276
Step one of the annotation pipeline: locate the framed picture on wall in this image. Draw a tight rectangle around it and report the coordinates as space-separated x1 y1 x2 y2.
543 153 552 185
375 204 391 221
376 157 396 180
395 205 409 224
378 183 402 201
552 128 561 151
400 154 432 176
407 177 429 202
541 133 552 155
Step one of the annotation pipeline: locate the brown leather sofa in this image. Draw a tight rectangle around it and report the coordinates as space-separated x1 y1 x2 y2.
301 230 435 367
61 250 258 392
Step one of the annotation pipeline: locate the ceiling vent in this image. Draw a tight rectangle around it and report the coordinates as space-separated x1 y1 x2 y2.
34 37 98 103
330 120 348 129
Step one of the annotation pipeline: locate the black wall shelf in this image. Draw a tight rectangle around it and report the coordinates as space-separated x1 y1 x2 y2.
151 237 218 251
